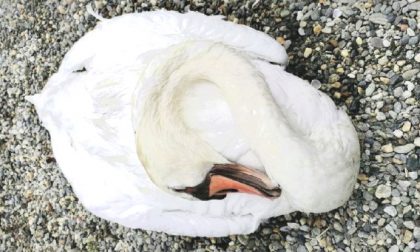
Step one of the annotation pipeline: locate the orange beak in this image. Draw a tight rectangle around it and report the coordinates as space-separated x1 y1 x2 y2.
175 163 281 200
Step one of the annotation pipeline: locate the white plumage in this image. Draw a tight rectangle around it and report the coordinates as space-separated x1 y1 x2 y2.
28 10 360 237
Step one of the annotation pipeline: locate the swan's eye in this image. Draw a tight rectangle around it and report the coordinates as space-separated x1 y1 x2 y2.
73 67 87 73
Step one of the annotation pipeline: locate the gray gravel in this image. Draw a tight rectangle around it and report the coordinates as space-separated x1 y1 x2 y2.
1 0 419 251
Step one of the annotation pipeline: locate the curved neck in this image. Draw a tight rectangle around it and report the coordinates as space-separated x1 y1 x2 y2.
135 42 311 189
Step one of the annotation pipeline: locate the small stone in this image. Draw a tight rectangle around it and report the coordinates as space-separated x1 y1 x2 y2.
393 129 403 138
394 144 415 154
407 81 415 92
276 36 285 45
408 171 418 180
403 221 415 229
369 13 389 25
414 137 420 147
402 121 411 132
333 8 342 18
415 54 420 63
383 39 391 47
384 205 397 217
402 90 412 99
414 227 420 239
238 235 248 245
329 74 340 83
310 10 320 21
376 112 386 121
297 245 307 252
393 87 403 97
398 181 411 191
365 83 375 96
402 230 413 244
407 28 415 36
341 49 349 58
322 27 332 34
298 28 305 36
356 37 363 45
280 9 290 17
408 2 420 10
406 50 415 59
406 156 418 170
402 69 419 80
304 48 313 58
311 79 322 89
389 245 399 252
409 36 419 45
391 197 401 205
370 37 383 48
375 184 392 198
378 56 388 65
57 5 66 14
381 143 393 153
313 24 322 35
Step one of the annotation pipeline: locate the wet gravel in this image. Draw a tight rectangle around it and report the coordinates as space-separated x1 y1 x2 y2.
1 0 419 251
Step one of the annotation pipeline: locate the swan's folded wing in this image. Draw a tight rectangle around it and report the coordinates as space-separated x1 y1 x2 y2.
59 10 287 73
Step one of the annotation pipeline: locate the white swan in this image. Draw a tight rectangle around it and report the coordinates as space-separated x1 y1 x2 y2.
28 10 360 237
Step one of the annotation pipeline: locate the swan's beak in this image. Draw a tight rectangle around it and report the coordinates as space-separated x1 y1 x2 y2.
175 164 281 200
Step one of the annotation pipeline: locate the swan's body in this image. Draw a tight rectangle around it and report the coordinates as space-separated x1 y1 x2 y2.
28 11 360 236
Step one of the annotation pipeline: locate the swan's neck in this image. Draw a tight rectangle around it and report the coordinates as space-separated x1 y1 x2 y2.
135 42 315 196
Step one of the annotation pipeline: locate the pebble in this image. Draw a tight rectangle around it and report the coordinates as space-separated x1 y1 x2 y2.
333 8 342 18
378 56 388 65
401 121 411 132
393 130 403 138
356 37 363 45
381 143 394 153
322 27 332 34
393 87 403 97
414 138 420 147
389 245 399 252
384 206 397 217
375 184 392 198
341 49 349 58
414 227 420 239
303 48 313 58
376 112 386 121
408 2 420 10
394 144 415 154
57 6 66 14
406 28 415 37
402 230 412 244
402 69 419 80
403 221 415 229
365 83 376 96
311 79 322 89
370 37 384 48
368 13 389 25
415 54 420 63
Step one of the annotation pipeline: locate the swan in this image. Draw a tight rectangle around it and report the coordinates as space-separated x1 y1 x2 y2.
27 10 360 237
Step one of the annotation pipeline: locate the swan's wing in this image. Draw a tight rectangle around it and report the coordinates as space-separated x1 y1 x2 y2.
59 10 287 73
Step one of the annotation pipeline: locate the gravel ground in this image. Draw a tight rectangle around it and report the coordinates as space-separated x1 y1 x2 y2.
1 0 419 251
